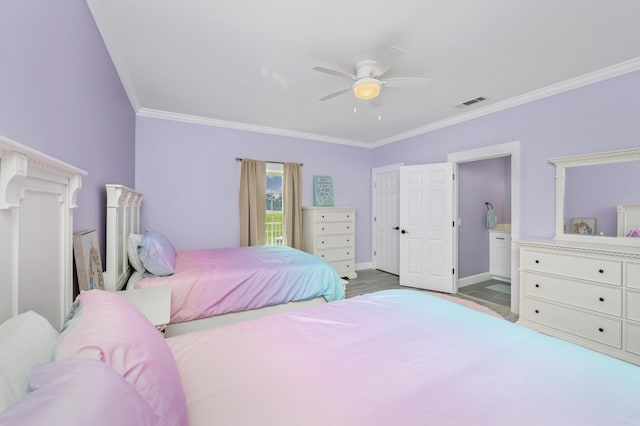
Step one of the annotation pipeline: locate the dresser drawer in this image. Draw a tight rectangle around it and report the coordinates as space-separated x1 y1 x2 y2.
316 222 354 235
524 272 622 316
626 262 640 289
317 234 354 249
316 247 353 262
523 250 622 285
524 299 622 348
627 322 640 356
627 290 640 322
332 259 355 275
316 211 354 223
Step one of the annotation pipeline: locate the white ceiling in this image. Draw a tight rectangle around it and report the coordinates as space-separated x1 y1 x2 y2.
87 0 640 147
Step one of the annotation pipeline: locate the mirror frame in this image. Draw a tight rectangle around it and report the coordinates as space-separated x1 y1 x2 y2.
550 147 640 246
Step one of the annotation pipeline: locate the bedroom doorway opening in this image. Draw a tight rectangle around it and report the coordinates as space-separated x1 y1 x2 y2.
448 141 520 314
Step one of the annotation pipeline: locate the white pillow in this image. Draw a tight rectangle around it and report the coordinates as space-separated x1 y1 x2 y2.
127 233 145 273
0 311 58 414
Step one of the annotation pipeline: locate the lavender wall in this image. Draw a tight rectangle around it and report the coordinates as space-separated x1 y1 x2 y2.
0 0 135 261
458 157 510 278
374 70 640 250
135 117 372 262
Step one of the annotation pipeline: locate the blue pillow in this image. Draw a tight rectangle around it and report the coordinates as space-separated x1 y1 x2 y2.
137 230 176 276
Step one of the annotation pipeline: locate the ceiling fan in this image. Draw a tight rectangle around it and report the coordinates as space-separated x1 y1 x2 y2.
313 46 430 107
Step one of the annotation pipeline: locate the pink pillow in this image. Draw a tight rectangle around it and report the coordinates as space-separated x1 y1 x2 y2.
56 290 187 426
0 359 169 426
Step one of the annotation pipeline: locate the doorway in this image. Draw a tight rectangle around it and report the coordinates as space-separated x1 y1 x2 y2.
371 141 520 314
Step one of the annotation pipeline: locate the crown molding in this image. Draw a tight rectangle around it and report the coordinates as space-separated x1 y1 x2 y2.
372 57 640 147
136 109 372 148
133 58 640 149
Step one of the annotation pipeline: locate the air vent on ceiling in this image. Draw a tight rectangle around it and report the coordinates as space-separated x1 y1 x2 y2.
456 96 487 108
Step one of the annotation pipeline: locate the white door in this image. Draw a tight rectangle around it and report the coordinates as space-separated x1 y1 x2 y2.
399 163 455 293
372 165 400 274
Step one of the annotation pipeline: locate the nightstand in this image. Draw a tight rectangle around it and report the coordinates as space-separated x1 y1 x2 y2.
117 286 171 334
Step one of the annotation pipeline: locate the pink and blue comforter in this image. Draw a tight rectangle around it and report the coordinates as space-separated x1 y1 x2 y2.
168 289 640 425
134 246 345 323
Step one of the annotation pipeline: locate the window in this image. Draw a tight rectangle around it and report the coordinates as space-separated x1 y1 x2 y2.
265 163 283 245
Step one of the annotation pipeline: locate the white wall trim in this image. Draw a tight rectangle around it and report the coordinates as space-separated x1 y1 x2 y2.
448 141 521 314
137 108 371 148
372 58 640 147
355 261 373 271
458 272 492 288
130 59 640 149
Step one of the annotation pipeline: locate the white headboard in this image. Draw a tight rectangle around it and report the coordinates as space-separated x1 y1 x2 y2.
104 184 143 291
0 134 86 330
617 204 640 237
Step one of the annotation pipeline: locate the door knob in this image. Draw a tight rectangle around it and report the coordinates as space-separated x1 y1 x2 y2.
393 226 399 230
401 229 408 234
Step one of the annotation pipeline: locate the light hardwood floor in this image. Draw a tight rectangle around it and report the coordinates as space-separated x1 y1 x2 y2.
346 269 518 322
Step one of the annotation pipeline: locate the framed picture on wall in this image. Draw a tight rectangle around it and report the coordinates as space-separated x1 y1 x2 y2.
570 217 596 235
313 175 334 206
73 230 105 291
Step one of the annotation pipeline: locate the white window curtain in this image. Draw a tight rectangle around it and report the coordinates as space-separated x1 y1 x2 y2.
239 159 266 246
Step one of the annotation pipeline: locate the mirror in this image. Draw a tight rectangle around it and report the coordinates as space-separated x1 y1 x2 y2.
550 148 640 246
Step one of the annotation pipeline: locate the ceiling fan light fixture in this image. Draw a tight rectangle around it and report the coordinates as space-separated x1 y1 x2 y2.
353 78 381 100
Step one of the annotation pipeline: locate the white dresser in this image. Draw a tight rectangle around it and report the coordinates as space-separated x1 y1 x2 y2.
302 206 357 279
517 239 640 365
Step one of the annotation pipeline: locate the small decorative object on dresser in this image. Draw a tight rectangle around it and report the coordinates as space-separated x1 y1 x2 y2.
302 206 357 279
569 217 596 235
73 230 105 291
312 175 333 206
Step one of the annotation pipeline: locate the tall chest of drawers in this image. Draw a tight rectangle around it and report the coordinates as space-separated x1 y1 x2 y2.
517 240 640 365
302 206 357 279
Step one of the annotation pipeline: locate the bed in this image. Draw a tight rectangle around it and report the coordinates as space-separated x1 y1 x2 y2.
2 139 640 425
104 184 345 335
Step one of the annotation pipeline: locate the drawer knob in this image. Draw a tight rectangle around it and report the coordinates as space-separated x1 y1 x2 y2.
535 284 540 288
598 269 604 274
321 227 325 230
599 297 605 302
598 327 604 333
347 226 350 229
535 260 540 264
321 241 325 244
347 239 350 243
346 252 350 255
321 254 325 258
534 309 539 314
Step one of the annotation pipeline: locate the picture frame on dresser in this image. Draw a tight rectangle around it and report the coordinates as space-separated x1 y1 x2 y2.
569 217 595 235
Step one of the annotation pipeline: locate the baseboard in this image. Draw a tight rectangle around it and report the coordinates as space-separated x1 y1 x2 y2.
458 272 491 288
356 262 372 271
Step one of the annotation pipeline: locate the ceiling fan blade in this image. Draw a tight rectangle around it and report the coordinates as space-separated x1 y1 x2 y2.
369 96 382 109
383 77 431 88
313 66 356 81
319 87 351 101
373 46 405 77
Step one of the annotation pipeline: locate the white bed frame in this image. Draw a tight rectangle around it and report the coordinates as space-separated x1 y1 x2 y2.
104 184 328 336
617 203 640 237
0 134 85 330
104 184 143 291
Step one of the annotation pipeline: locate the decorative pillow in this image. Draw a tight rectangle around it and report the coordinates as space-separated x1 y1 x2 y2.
0 311 58 414
0 359 169 426
56 290 187 426
128 233 145 273
628 228 640 237
137 229 176 276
